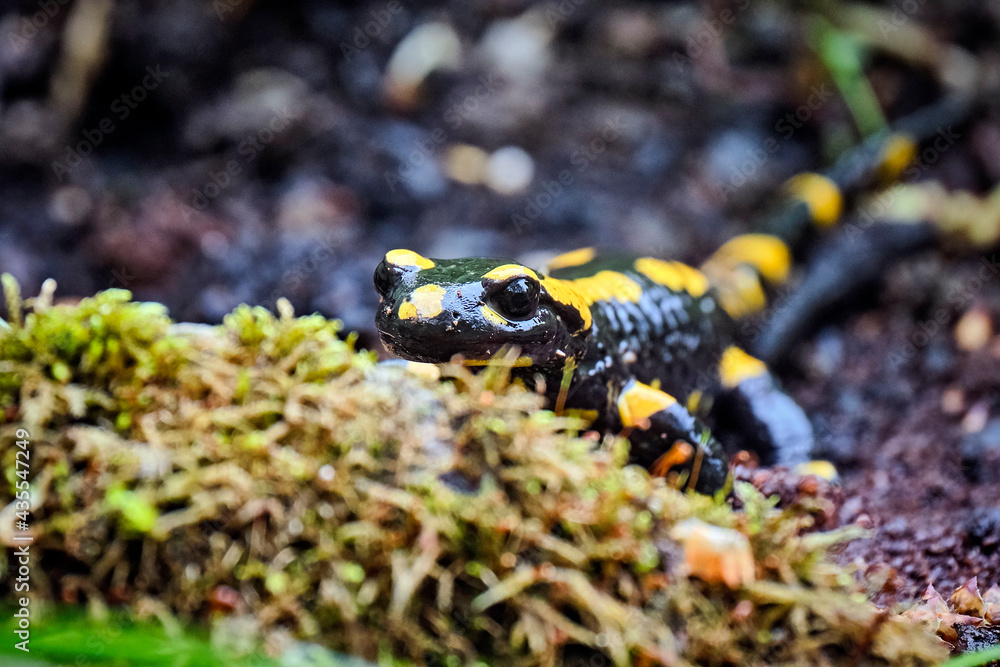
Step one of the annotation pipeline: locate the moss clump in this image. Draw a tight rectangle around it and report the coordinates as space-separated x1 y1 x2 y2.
0 279 947 665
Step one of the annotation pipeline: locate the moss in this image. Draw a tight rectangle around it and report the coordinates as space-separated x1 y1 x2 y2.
0 277 947 665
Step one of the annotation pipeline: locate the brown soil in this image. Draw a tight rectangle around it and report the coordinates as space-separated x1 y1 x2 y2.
785 253 1000 604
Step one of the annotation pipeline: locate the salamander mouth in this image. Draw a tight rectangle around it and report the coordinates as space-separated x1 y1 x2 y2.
377 330 418 361
378 327 509 365
377 327 451 363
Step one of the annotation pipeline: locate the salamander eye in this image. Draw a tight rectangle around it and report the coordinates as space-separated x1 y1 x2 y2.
373 261 396 298
490 277 539 320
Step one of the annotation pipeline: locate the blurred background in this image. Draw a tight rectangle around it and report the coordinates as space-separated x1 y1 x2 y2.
0 0 997 345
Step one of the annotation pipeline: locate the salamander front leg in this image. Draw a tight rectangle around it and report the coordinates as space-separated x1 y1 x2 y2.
617 379 729 493
713 346 814 466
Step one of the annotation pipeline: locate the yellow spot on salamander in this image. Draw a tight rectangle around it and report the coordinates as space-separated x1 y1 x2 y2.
386 249 435 270
718 346 767 389
539 277 593 331
784 172 843 228
483 264 539 283
704 234 791 286
545 247 596 271
568 270 644 305
480 305 508 326
686 390 703 415
617 379 677 428
398 284 446 320
876 133 917 183
702 264 767 319
634 258 709 296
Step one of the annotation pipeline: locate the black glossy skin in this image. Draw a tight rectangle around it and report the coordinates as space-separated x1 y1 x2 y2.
375 253 736 428
544 256 736 425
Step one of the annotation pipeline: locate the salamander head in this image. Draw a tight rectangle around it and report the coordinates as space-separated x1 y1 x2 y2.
374 249 591 366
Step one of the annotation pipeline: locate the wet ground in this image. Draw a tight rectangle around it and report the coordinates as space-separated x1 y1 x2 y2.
1 0 998 607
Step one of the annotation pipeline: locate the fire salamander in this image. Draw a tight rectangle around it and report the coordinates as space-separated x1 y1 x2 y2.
374 244 809 492
373 95 982 492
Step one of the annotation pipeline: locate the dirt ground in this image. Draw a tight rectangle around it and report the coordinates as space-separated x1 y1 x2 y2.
1 0 998 610
789 252 1000 604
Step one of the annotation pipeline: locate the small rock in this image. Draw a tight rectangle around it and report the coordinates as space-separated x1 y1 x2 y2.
603 9 662 58
671 518 755 589
444 143 489 185
941 387 965 415
48 186 94 226
478 15 552 81
486 146 534 195
962 401 991 434
883 516 908 537
955 307 993 351
384 22 461 110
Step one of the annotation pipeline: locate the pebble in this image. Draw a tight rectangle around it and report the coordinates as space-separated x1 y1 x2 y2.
183 68 308 151
962 401 991 434
384 22 461 109
883 516 908 537
603 8 661 58
478 15 552 81
955 307 993 351
48 186 94 226
486 146 534 195
941 387 965 415
444 144 489 185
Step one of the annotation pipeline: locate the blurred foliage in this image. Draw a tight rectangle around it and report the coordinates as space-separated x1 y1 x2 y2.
940 646 1000 667
0 606 374 666
809 15 887 138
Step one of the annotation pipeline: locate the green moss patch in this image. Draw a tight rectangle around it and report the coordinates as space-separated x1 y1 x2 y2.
0 278 947 665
